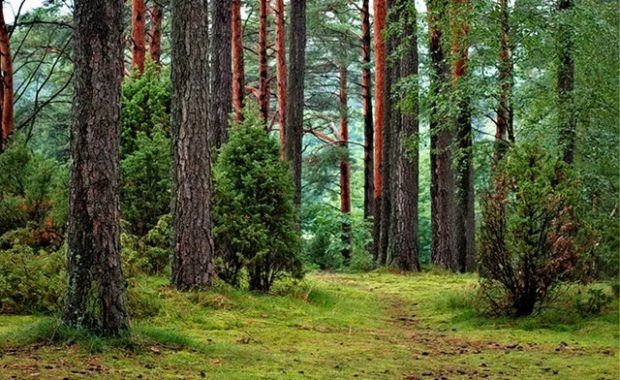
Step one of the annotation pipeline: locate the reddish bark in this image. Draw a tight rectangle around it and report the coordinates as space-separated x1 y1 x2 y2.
149 1 163 65
258 0 270 123
0 4 13 150
361 0 374 220
231 0 245 121
338 64 351 263
131 0 146 73
372 0 387 260
495 0 514 162
275 0 287 156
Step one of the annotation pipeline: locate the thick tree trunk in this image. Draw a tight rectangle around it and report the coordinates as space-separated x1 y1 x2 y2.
285 0 306 207
64 0 129 336
149 1 163 65
209 0 232 151
361 0 374 220
258 0 270 123
451 0 475 272
231 0 245 122
275 0 287 157
0 4 13 151
392 1 420 272
170 0 215 290
132 0 146 73
338 64 352 264
372 0 387 262
557 0 576 165
428 0 457 271
495 0 514 163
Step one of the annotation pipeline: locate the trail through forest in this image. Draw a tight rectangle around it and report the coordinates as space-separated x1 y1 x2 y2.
1 273 617 379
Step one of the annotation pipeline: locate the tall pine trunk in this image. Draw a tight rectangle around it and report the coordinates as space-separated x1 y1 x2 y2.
149 2 163 65
0 4 13 151
372 0 387 262
231 0 245 121
170 0 215 290
209 0 233 150
258 0 270 123
361 0 374 220
275 0 287 156
557 0 576 165
428 0 457 271
339 64 352 264
392 0 420 271
495 0 514 162
64 0 129 336
451 0 475 272
131 0 146 73
285 0 307 207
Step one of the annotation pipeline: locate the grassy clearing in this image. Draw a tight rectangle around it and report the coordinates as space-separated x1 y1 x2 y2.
0 272 617 379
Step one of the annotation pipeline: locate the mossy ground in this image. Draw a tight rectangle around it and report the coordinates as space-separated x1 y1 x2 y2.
0 272 618 379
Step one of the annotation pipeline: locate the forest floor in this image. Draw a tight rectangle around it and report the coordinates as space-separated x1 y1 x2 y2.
0 272 618 379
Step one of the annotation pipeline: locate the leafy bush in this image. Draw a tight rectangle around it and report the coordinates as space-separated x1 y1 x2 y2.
120 216 171 277
479 144 582 316
0 245 66 314
213 108 303 292
575 288 613 316
121 130 171 235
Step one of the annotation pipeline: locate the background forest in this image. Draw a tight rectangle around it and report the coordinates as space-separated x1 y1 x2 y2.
0 0 617 378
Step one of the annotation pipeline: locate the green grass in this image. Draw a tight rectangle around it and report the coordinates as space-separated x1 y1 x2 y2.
0 272 618 379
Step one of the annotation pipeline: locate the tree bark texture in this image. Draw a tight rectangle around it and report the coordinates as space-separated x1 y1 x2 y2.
285 0 307 207
557 0 576 165
391 0 420 272
0 4 13 152
149 1 163 65
361 0 374 220
495 0 514 163
258 0 270 123
372 0 387 262
131 0 146 73
231 0 245 122
275 0 288 156
428 0 458 271
170 0 215 290
209 0 233 151
338 64 351 264
64 0 130 336
451 0 475 272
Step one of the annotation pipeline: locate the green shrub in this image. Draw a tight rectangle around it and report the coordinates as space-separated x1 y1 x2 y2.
479 144 582 316
0 245 66 314
213 108 303 292
575 288 613 316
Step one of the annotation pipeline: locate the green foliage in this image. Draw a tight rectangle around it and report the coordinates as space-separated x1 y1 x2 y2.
121 130 171 236
120 215 171 277
0 245 66 314
213 108 303 292
574 288 613 317
479 143 583 316
0 141 67 249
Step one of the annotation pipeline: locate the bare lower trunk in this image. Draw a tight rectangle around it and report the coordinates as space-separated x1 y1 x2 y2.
495 0 514 163
170 0 215 290
557 0 576 165
338 64 351 264
149 2 163 65
131 0 146 73
0 5 13 151
64 0 129 336
275 0 287 157
361 0 374 220
231 0 245 121
258 0 270 123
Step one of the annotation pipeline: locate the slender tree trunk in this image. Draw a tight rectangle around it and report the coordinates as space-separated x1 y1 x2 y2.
0 4 13 151
557 0 576 165
392 0 420 272
170 0 215 290
428 0 457 271
275 0 287 157
209 0 232 151
132 0 146 73
64 0 129 336
338 64 352 264
149 1 163 65
231 0 245 122
361 0 374 220
495 0 514 163
258 0 270 123
451 0 475 272
372 0 387 262
285 0 307 207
